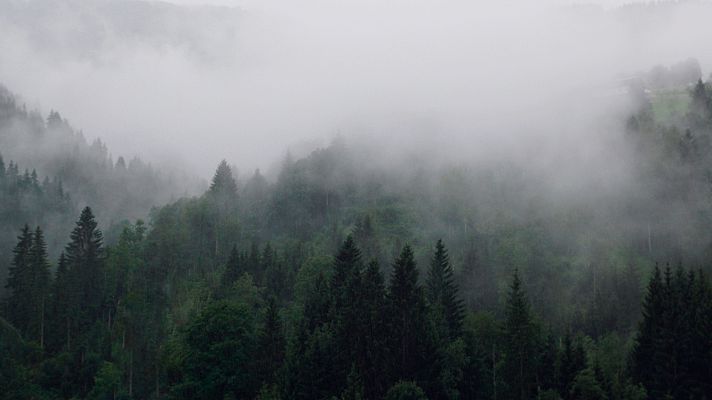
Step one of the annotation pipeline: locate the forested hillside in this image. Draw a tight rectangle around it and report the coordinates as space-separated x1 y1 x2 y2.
0 84 201 297
3 72 712 399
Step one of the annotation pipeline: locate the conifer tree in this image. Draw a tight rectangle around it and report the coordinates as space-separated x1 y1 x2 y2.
359 260 390 399
559 332 586 399
503 269 539 400
388 245 435 390
48 252 70 353
5 225 33 336
353 215 380 264
65 207 104 331
208 160 238 198
28 226 50 347
221 244 242 290
630 265 712 399
257 296 286 388
426 239 464 339
261 243 276 285
330 236 364 392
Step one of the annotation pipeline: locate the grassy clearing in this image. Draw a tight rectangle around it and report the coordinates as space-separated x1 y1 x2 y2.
650 88 690 124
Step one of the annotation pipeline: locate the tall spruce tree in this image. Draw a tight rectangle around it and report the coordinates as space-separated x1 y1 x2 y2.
28 226 50 347
208 160 238 198
221 244 243 291
426 239 464 339
257 296 286 389
65 207 104 332
359 260 390 399
330 236 364 393
48 252 70 353
503 269 539 400
559 332 587 399
388 245 437 392
5 225 33 337
630 265 712 399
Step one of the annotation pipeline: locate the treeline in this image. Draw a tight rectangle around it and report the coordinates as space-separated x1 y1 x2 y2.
0 84 200 297
2 201 712 399
3 69 712 399
0 154 74 299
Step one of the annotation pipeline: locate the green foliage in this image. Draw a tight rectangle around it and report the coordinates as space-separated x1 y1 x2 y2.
170 300 258 400
570 368 607 400
631 265 712 399
88 361 125 400
426 239 465 340
5 76 712 399
503 269 539 400
384 381 428 400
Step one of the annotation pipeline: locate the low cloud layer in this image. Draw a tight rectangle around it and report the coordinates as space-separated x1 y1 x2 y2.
1 0 711 178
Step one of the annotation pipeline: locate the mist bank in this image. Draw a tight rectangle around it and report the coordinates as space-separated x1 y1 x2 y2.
1 0 712 177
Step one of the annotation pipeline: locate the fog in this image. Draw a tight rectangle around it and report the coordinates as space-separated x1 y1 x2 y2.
1 0 711 179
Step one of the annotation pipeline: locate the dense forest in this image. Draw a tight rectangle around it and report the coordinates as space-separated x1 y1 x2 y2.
0 84 202 298
2 66 712 400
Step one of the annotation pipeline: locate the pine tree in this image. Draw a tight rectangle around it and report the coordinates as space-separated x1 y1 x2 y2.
538 331 558 394
330 236 364 393
388 245 435 391
460 240 497 311
503 269 539 400
257 297 286 387
221 244 242 290
28 226 51 347
5 225 33 336
426 239 464 339
48 252 70 353
209 159 238 198
689 270 712 398
630 265 711 399
353 214 380 264
359 260 390 399
261 243 276 286
559 332 586 400
631 265 663 394
331 235 362 311
65 207 104 331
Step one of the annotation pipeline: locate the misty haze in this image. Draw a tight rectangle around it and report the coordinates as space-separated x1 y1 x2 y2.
2 0 712 399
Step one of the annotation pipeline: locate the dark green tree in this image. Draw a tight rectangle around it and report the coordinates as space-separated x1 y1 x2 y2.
384 381 428 400
208 160 238 199
256 296 286 388
5 225 33 337
388 245 437 393
502 269 539 400
359 260 391 399
47 252 70 354
558 332 586 399
170 301 257 400
221 244 243 291
330 236 364 393
426 239 464 339
64 207 104 332
28 226 50 348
